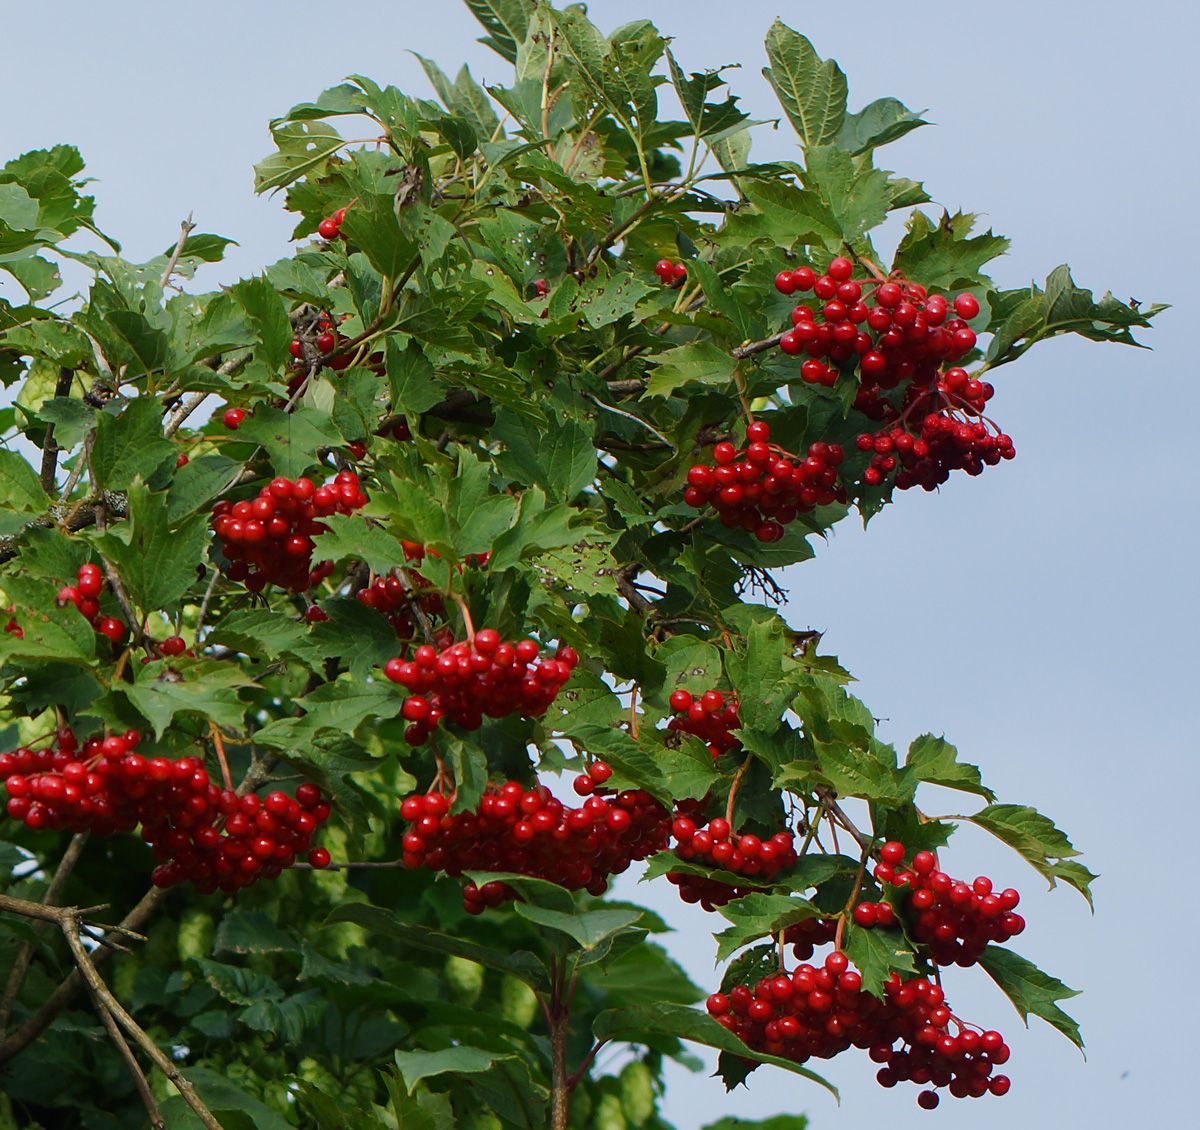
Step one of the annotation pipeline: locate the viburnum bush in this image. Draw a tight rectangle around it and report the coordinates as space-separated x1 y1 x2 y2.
0 3 1161 1128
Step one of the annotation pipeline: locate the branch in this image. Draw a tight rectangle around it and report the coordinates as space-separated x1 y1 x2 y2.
732 331 787 359
83 972 166 1129
159 214 197 290
38 367 76 493
61 915 225 1130
162 352 252 437
0 831 89 1035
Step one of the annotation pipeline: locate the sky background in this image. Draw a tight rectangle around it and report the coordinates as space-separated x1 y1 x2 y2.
2 1 1197 1127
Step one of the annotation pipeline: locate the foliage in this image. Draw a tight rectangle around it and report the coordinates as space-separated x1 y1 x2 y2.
0 3 1157 1128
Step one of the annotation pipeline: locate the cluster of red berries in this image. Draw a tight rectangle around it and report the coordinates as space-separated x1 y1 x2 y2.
655 258 688 285
317 206 349 241
782 916 840 960
56 563 127 643
289 310 342 362
773 258 981 384
356 543 491 639
210 471 367 593
684 422 846 541
0 728 330 893
707 951 1011 1109
666 688 742 757
383 631 577 745
869 841 1024 967
855 398 1015 491
398 763 671 912
668 815 797 910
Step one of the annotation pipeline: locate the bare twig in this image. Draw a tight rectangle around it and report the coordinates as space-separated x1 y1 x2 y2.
61 915 225 1130
82 973 166 1128
732 331 787 359
159 214 197 290
38 367 76 493
0 831 89 1035
94 501 141 645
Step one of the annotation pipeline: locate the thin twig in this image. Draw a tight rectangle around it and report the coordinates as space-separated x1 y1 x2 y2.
209 722 233 792
194 567 220 640
94 501 141 645
82 972 166 1128
61 916 225 1130
38 367 76 493
0 831 90 1035
159 214 197 290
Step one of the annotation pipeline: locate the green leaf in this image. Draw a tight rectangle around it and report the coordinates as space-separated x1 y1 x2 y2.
255 676 402 747
493 408 596 503
160 1068 292 1130
386 336 444 415
965 803 1091 902
204 607 308 661
644 341 735 398
445 736 488 814
891 209 1010 292
904 733 995 802
167 454 242 521
464 0 532 63
725 178 843 250
977 945 1083 1048
195 958 284 1005
762 20 847 147
834 97 928 155
0 449 48 514
161 232 236 263
92 477 209 613
90 395 175 492
800 145 892 242
713 893 823 962
530 540 619 598
842 924 916 999
393 1046 515 1094
38 395 95 450
325 903 549 991
593 1003 837 1098
213 910 300 956
230 275 293 370
124 660 251 738
233 404 342 480
241 988 327 1043
311 514 407 577
254 120 345 194
511 905 642 951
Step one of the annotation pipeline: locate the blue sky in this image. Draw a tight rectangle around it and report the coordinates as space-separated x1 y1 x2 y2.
2 1 1196 1127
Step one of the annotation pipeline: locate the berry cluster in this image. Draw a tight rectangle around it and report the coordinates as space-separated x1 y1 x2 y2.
57 563 127 643
289 310 342 363
398 763 671 912
356 543 490 639
655 258 688 285
781 916 840 960
211 471 368 593
707 952 1011 1109
0 728 330 893
773 258 980 384
667 688 742 757
383 630 577 745
684 422 846 541
855 397 1015 491
667 815 797 909
869 841 1024 967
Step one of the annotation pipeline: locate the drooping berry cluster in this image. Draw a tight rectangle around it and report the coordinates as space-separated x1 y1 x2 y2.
211 471 368 593
667 688 742 757
707 951 1011 1109
383 630 576 745
855 393 1015 491
667 815 797 909
0 728 330 893
57 563 127 643
398 763 671 912
655 258 688 285
868 841 1024 967
684 422 846 541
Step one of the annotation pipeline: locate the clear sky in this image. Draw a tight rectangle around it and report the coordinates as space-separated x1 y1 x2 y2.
2 2 1196 1127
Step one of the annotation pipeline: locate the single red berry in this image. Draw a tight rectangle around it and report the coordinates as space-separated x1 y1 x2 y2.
317 218 341 240
954 293 981 319
308 847 332 868
161 636 186 657
223 408 246 430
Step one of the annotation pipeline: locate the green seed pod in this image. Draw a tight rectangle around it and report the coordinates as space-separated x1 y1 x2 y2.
176 907 215 964
594 1092 628 1130
500 973 537 1028
619 1061 656 1127
444 955 485 1005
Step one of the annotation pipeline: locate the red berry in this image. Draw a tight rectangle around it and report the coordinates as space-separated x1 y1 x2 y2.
317 218 341 240
223 408 246 430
